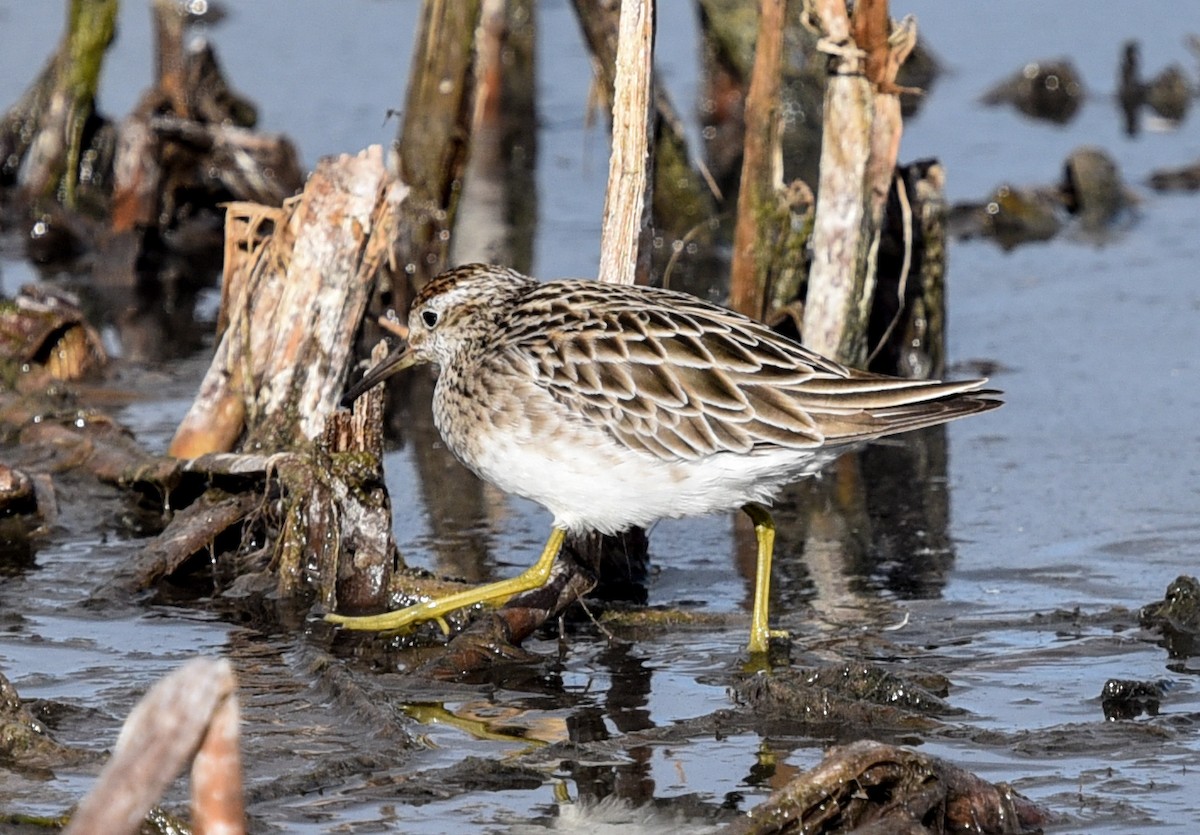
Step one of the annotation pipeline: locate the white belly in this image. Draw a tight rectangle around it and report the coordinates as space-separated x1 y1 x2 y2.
431 368 842 534
461 424 837 535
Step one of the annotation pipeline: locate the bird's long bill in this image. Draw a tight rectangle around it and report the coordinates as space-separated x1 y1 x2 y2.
340 346 416 407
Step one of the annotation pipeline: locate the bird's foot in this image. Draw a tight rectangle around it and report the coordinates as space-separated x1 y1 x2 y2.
746 627 790 657
325 582 519 633
326 529 568 635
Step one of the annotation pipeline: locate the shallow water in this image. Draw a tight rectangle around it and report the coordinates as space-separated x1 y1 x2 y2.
2 1 1200 832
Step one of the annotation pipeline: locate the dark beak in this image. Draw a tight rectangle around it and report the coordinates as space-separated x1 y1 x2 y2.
340 345 417 408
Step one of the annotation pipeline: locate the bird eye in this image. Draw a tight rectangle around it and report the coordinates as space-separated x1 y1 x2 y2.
421 309 439 328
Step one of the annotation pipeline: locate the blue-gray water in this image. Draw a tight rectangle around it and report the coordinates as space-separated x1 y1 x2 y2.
1 1 1199 832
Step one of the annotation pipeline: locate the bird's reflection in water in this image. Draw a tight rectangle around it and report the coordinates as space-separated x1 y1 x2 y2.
565 641 656 808
741 424 958 629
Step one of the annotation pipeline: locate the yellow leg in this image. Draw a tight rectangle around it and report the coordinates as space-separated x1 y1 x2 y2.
326 528 568 633
742 504 788 654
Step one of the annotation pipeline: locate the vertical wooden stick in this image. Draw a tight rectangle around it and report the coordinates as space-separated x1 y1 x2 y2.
597 0 655 287
803 0 918 366
450 0 539 270
857 1 915 234
585 0 657 592
802 0 874 364
396 0 482 286
728 0 787 319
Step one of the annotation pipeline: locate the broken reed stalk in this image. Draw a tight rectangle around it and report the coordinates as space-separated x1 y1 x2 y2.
506 0 659 626
903 162 946 378
856 0 916 227
802 0 874 365
60 0 117 208
449 0 509 266
728 0 787 320
802 0 915 366
596 0 655 287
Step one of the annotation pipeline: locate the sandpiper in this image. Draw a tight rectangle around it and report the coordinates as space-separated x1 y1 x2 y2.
328 264 1000 653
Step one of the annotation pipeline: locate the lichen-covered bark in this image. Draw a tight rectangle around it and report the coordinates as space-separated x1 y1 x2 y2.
802 0 918 367
802 63 875 364
0 0 117 205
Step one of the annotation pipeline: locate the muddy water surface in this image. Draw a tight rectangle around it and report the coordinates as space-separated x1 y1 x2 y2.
2 1 1199 832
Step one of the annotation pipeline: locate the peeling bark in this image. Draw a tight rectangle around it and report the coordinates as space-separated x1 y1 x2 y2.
171 148 405 457
802 0 918 367
134 148 408 606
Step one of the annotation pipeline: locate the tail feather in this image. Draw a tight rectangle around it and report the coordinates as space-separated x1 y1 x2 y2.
805 378 1002 444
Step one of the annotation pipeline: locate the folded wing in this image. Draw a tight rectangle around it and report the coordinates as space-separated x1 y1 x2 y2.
506 282 1000 462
